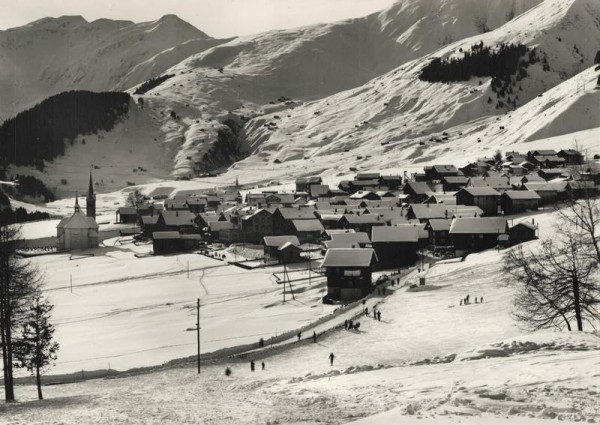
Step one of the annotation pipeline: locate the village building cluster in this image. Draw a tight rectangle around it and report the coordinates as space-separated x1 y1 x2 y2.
59 149 598 304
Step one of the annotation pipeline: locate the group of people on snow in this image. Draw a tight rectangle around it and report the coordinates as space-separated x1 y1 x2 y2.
459 294 483 306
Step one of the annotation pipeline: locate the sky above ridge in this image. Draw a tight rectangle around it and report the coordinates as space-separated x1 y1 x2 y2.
0 0 396 38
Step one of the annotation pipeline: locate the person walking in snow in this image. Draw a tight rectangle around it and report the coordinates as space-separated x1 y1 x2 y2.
261 361 265 370
329 352 335 366
313 331 317 343
365 307 369 316
372 308 377 320
460 299 462 306
344 319 348 330
481 296 483 303
297 332 302 341
377 310 381 322
466 294 470 303
250 360 255 372
348 319 353 330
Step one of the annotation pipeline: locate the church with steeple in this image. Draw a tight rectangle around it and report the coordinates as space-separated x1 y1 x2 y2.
56 171 99 251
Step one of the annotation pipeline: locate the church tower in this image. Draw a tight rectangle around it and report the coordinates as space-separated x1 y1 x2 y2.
86 170 96 219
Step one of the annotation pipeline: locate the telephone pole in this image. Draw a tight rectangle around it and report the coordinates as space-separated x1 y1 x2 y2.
197 298 200 374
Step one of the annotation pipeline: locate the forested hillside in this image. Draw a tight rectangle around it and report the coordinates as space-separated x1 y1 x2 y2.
0 91 130 167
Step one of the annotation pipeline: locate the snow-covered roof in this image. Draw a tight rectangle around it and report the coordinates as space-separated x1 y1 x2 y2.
263 235 300 247
330 231 370 244
503 190 541 200
450 218 508 234
291 219 324 232
321 248 377 268
371 225 418 243
56 211 98 230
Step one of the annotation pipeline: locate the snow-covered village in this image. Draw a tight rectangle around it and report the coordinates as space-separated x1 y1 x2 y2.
1 0 600 423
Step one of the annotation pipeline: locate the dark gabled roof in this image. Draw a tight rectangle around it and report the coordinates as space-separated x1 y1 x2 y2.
152 231 181 240
371 226 418 243
141 215 159 225
330 232 371 244
431 165 460 174
503 190 541 200
442 176 469 184
160 210 196 226
118 207 138 215
277 207 316 220
209 221 235 231
263 235 301 247
559 149 581 155
523 182 568 192
321 248 377 267
404 181 432 195
355 172 381 180
468 177 510 189
530 149 557 156
351 179 380 186
296 176 323 184
291 219 324 232
449 218 508 234
342 214 383 224
198 213 221 223
459 187 501 197
409 204 448 219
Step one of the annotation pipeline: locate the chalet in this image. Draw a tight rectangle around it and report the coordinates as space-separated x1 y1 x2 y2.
500 190 541 215
406 204 448 222
264 193 295 206
152 231 202 255
137 204 164 217
558 149 583 165
445 205 483 218
403 181 433 203
295 176 322 193
482 170 504 179
157 210 197 233
371 226 418 269
355 172 381 181
508 165 526 176
567 180 598 198
272 207 317 235
328 231 371 248
321 248 378 303
468 177 512 192
527 150 557 162
163 200 188 211
139 215 159 238
318 213 344 229
519 161 536 171
455 187 500 216
523 182 568 205
309 184 330 199
425 218 452 247
195 212 222 230
449 217 508 254
442 176 469 192
379 175 403 190
263 236 301 263
509 221 538 246
520 174 546 184
424 165 461 181
338 213 385 234
350 179 380 192
185 197 207 213
240 208 274 243
208 221 240 243
531 155 566 169
539 168 570 181
291 219 324 243
460 161 489 177
116 207 138 224
246 193 267 207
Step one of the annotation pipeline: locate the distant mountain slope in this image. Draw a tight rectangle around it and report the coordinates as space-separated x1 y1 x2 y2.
0 15 231 120
127 0 547 176
239 0 600 165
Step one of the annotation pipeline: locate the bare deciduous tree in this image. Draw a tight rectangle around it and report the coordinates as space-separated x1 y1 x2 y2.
504 237 599 332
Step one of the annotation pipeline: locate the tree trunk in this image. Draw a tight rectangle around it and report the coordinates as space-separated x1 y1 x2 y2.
36 364 42 400
0 255 14 402
572 271 583 331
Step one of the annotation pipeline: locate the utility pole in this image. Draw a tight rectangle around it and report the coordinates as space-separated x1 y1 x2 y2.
307 241 311 286
187 261 190 279
70 274 73 293
197 298 200 374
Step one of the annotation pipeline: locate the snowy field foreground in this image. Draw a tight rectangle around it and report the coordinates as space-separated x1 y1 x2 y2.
2 207 599 423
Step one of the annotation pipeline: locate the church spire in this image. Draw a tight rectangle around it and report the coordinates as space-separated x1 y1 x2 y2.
74 192 80 213
86 169 96 220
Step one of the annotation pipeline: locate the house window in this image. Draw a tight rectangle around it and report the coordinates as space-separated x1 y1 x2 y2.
344 270 361 277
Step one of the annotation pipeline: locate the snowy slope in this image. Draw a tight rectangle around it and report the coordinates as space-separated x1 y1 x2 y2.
240 0 600 167
0 15 230 120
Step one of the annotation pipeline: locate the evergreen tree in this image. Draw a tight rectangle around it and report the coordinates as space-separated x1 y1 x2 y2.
13 293 59 400
594 50 600 65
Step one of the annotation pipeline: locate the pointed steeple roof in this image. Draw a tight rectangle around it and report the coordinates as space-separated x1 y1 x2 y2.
88 170 94 197
74 192 80 213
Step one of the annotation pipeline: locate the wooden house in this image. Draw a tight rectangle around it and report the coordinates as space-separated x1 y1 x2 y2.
338 213 385 234
272 207 317 235
139 215 159 238
406 204 448 222
508 221 538 246
403 181 433 203
425 218 452 247
523 182 568 205
455 187 500 216
321 248 377 303
442 176 469 192
157 210 197 233
500 190 541 215
424 165 461 181
240 208 274 243
116 207 138 224
295 176 323 193
263 236 301 263
371 226 418 269
291 219 324 243
450 217 508 254
558 149 583 165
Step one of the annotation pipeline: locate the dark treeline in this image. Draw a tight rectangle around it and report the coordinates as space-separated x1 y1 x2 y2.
133 74 175 95
419 42 539 98
0 207 51 227
0 91 130 167
199 119 247 172
8 175 55 203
